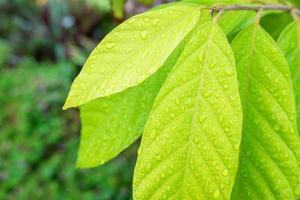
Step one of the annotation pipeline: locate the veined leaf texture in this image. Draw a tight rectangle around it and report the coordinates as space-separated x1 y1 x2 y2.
133 20 242 200
63 4 201 108
77 39 187 168
278 20 300 136
231 24 300 199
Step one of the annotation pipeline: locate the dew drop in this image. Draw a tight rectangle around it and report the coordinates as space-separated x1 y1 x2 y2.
294 187 300 195
150 130 156 139
213 189 220 198
274 124 280 131
225 68 233 75
140 31 149 40
155 154 162 161
222 169 229 176
234 143 239 151
106 42 116 49
152 19 159 26
198 115 205 123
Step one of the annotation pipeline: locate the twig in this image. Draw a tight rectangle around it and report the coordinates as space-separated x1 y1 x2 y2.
212 4 300 17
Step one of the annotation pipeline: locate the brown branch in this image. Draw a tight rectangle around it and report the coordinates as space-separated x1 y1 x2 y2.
211 4 300 17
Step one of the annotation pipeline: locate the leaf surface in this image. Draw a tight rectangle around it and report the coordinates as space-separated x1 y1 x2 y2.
64 4 200 109
133 21 242 200
231 24 300 199
77 40 184 168
278 20 300 135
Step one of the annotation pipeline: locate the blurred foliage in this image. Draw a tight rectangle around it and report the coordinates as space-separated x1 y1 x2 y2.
0 0 141 199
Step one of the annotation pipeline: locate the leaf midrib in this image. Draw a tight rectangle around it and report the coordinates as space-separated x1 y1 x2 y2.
179 22 225 199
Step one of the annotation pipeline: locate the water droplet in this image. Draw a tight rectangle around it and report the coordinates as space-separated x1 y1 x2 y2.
274 124 280 131
125 63 132 68
198 115 205 123
294 187 300 195
192 68 197 74
155 154 162 161
106 42 116 49
150 130 156 139
140 31 149 40
234 143 239 150
143 17 150 22
225 68 233 75
213 189 220 198
222 169 228 176
152 19 159 26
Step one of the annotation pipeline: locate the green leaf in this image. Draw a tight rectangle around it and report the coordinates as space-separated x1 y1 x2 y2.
111 0 126 19
77 38 185 168
231 24 300 199
218 11 255 41
64 4 201 109
133 20 242 200
260 12 292 40
278 20 300 136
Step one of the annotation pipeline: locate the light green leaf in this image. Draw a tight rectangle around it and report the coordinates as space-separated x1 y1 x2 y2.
231 24 300 199
278 20 300 135
133 20 242 200
77 37 186 168
111 0 126 19
64 4 201 109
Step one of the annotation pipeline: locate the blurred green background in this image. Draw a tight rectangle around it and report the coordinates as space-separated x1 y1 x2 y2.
0 0 169 199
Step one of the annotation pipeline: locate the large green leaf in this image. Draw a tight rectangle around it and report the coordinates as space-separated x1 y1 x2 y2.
77 36 187 168
133 20 242 200
278 21 300 136
64 4 201 109
231 24 300 199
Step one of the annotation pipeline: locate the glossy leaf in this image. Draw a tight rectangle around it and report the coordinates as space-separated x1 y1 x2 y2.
278 20 300 135
231 24 300 199
133 21 242 200
77 38 186 168
64 4 201 109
